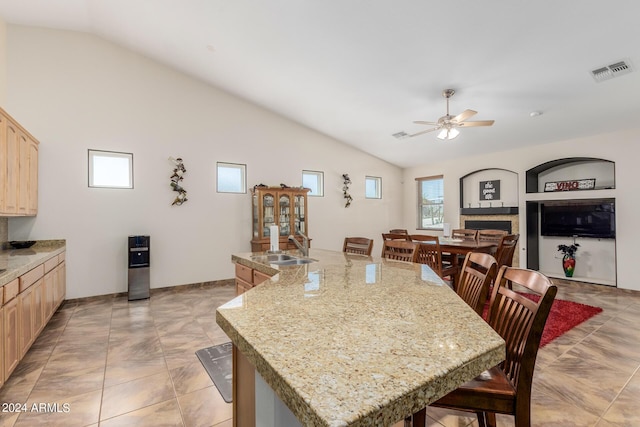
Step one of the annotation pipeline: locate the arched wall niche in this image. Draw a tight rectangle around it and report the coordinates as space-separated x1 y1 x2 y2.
459 168 519 214
525 157 615 193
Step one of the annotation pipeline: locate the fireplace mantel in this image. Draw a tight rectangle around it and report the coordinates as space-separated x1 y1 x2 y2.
460 207 519 215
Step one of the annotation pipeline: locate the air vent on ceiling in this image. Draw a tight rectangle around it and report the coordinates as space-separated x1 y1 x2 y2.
392 131 408 139
591 59 634 82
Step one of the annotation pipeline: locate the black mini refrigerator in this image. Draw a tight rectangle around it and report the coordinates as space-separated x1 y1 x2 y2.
128 235 150 300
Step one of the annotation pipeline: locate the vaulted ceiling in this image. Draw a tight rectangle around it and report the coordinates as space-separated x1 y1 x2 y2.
1 0 639 167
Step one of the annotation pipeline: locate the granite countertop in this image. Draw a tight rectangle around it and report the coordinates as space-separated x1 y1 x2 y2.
0 240 66 287
217 248 505 427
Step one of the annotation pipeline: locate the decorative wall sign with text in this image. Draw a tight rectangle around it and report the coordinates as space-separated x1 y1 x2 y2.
544 178 595 192
479 180 500 200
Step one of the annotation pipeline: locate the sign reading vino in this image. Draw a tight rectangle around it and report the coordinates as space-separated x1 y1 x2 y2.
479 180 500 200
544 178 596 192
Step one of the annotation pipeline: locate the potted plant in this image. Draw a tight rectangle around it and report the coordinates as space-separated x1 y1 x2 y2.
557 243 580 277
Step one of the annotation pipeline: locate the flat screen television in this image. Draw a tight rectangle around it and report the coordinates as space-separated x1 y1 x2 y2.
541 200 615 238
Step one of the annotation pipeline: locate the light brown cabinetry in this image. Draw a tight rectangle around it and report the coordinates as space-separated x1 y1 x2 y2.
0 107 39 216
235 263 271 296
3 280 20 380
251 186 310 252
2 252 66 383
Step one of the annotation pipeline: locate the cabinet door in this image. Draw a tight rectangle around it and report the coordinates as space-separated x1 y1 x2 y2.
278 193 291 237
0 113 6 212
43 269 55 321
235 278 253 296
32 279 45 336
28 138 38 215
261 192 276 238
18 132 29 215
293 194 307 235
55 262 66 308
4 121 19 214
4 298 20 379
0 307 3 388
19 286 34 357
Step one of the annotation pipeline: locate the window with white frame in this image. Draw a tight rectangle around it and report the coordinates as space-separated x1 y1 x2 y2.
417 175 444 229
302 170 324 196
88 149 133 189
365 176 382 199
217 162 246 193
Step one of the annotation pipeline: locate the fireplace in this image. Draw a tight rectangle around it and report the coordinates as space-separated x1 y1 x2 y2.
464 220 512 233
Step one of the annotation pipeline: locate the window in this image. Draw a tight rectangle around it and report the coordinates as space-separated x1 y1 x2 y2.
302 170 324 196
217 162 246 193
417 175 444 229
365 176 382 199
88 150 133 189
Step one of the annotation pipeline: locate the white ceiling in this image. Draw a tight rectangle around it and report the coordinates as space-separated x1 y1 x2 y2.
1 0 639 168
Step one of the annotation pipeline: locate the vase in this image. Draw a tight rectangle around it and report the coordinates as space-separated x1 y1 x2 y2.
562 255 576 277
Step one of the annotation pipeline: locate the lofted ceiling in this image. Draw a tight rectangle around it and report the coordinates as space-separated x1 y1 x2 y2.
0 1 639 168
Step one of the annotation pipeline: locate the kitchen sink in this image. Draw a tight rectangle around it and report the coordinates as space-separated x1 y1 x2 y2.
251 254 317 266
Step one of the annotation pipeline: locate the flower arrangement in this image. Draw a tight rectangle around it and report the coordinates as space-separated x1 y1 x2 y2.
557 243 579 258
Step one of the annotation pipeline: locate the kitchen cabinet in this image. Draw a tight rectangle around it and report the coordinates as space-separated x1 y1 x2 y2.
235 263 272 296
3 279 20 380
1 250 66 384
0 107 39 216
251 186 310 252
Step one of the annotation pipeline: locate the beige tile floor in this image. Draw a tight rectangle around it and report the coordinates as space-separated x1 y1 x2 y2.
0 278 638 427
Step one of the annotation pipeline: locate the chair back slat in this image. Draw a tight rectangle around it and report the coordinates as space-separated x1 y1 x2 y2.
381 240 418 263
487 266 557 396
456 252 498 315
343 237 374 256
495 234 520 268
451 229 478 240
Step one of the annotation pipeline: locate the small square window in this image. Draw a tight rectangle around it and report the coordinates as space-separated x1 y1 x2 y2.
365 176 382 199
88 150 133 189
217 162 246 193
302 170 324 196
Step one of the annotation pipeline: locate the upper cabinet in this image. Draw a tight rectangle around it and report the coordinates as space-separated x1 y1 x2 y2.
251 186 310 252
0 107 39 216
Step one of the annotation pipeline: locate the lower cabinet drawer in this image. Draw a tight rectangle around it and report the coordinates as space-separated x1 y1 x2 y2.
19 264 45 292
4 279 19 303
235 263 253 283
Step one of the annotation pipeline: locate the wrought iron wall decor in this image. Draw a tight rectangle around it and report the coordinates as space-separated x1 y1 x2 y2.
169 157 188 205
342 174 353 208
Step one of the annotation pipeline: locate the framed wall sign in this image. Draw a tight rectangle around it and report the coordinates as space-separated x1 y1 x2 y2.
479 180 500 200
544 178 596 192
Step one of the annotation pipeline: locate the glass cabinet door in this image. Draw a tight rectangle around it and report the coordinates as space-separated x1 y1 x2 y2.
262 193 275 238
294 194 306 234
279 194 290 236
253 193 259 238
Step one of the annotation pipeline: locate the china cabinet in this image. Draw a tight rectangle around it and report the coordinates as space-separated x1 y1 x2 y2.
250 186 310 252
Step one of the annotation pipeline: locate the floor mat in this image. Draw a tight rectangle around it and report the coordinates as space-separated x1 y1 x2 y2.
196 342 233 403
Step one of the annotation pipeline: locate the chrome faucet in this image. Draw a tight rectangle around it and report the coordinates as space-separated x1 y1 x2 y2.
288 231 309 257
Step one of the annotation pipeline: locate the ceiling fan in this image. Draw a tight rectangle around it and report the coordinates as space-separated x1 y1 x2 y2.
409 89 495 140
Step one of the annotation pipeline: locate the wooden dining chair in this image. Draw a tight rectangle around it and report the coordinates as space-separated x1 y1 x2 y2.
495 234 519 269
451 229 478 240
410 235 458 284
455 252 498 316
342 237 374 256
389 228 409 235
381 240 418 263
426 266 558 427
477 229 508 243
381 233 411 255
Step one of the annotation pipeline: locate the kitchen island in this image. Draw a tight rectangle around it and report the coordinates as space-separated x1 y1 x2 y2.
216 249 505 426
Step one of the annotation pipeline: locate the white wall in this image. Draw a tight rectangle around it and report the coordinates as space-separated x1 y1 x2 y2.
4 26 402 298
403 129 640 291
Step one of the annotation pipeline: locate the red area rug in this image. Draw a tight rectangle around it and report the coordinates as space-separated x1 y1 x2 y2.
483 293 603 347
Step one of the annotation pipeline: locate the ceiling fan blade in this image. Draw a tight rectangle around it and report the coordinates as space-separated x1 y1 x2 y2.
413 120 439 126
458 120 495 127
409 127 439 137
453 109 477 123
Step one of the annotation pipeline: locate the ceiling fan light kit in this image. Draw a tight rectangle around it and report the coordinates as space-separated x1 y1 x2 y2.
409 89 494 140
